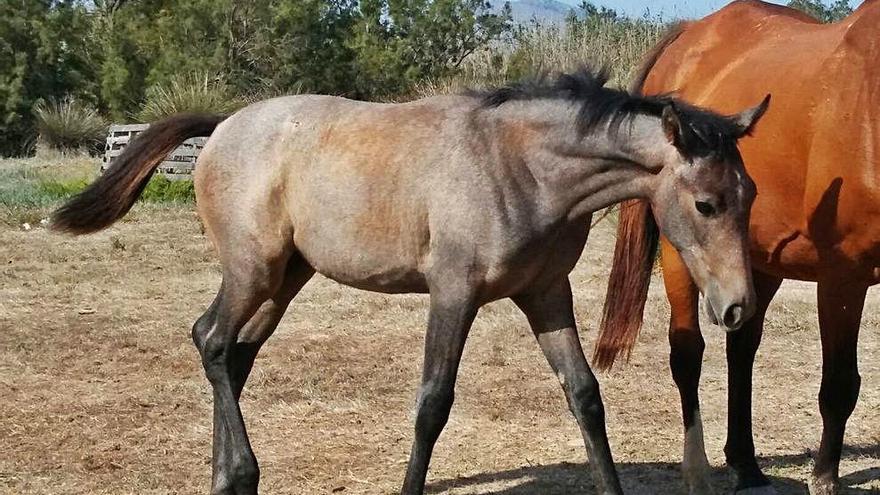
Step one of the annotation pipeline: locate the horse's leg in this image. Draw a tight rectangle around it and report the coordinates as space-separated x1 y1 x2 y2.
810 278 865 495
514 279 622 495
193 255 314 494
190 244 298 495
400 286 478 495
662 240 712 495
724 271 782 494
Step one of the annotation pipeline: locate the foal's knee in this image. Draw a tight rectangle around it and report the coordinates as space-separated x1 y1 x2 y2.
192 315 228 378
414 381 455 435
567 375 604 420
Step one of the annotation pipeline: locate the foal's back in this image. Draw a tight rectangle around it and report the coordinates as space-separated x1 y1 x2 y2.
193 94 499 294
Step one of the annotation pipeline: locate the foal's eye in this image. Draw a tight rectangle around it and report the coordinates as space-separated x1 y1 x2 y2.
695 201 716 217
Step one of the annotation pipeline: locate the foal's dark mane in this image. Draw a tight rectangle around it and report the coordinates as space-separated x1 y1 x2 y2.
473 67 742 155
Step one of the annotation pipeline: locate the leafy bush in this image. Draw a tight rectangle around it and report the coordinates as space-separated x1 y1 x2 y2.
0 1 97 157
31 174 195 204
33 98 107 154
138 72 246 122
140 176 195 203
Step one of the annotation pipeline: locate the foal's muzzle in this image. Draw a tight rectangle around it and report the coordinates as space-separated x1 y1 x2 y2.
703 295 755 331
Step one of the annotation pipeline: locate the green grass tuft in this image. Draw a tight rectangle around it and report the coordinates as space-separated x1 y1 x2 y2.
0 159 195 227
139 176 195 203
138 71 247 123
33 97 108 154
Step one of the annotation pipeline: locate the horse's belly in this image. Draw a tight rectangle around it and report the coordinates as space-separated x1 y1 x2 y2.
750 222 880 283
293 221 430 294
319 263 429 294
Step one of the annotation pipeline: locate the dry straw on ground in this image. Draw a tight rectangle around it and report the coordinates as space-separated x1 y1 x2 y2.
1 203 877 494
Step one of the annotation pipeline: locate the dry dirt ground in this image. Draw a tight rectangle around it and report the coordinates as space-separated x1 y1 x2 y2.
1 205 878 494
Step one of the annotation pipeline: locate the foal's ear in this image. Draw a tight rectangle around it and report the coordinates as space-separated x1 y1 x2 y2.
733 94 771 138
661 103 683 148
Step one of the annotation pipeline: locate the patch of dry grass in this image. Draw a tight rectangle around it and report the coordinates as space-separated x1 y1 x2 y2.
1 207 878 494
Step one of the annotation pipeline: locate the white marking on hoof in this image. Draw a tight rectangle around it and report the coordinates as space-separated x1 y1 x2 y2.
682 411 715 495
557 371 566 386
808 476 839 495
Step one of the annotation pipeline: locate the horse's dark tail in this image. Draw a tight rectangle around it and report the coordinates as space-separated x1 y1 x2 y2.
592 22 688 371
51 113 226 235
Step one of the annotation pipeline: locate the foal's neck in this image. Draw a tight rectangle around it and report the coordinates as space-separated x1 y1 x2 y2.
516 107 664 222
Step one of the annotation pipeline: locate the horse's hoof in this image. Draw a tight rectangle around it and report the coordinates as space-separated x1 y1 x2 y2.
808 476 839 495
734 486 776 495
686 480 716 495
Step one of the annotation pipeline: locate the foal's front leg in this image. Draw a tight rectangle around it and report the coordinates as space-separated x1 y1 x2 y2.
514 279 623 495
401 289 478 495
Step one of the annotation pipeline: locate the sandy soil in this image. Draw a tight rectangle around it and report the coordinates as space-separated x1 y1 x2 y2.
1 205 878 494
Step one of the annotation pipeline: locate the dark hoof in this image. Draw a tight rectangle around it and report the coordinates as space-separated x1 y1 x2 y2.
211 465 259 495
728 462 771 495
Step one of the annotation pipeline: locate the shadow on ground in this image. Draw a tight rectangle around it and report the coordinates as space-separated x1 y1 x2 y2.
428 445 880 494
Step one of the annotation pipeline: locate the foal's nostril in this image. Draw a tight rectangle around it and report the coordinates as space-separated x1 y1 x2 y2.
722 304 744 329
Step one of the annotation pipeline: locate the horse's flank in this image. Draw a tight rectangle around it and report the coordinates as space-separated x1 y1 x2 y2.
603 2 880 492
596 0 880 369
644 0 880 281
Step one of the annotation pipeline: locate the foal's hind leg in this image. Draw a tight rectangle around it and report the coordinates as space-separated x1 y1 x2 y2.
810 278 865 495
193 255 315 494
514 279 622 495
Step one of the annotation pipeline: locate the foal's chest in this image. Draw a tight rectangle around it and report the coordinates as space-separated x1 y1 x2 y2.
479 220 591 299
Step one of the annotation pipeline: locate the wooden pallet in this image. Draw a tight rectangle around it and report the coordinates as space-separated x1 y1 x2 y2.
102 124 208 180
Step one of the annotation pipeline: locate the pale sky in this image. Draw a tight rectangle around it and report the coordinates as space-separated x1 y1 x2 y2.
556 0 864 19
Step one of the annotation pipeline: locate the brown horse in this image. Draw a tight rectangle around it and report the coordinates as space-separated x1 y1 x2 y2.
596 1 880 494
52 68 768 495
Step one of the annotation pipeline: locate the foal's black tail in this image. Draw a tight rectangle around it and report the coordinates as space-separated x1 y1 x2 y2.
51 113 226 235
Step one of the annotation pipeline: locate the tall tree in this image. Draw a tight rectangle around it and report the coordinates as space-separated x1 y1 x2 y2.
350 0 510 97
0 0 511 154
254 0 360 95
0 0 96 156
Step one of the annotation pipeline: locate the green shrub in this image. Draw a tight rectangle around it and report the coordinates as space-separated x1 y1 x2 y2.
0 163 193 214
140 176 195 203
33 98 108 154
36 176 91 199
138 72 246 123
31 175 195 204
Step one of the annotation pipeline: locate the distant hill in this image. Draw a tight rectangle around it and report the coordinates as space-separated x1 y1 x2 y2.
492 0 581 24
